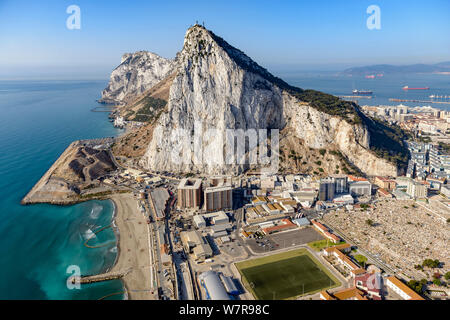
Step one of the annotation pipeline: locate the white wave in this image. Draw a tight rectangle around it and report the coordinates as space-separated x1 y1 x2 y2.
90 203 103 219
83 228 96 240
110 246 118 253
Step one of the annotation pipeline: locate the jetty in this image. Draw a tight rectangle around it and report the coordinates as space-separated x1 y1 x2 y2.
389 98 450 105
73 268 132 285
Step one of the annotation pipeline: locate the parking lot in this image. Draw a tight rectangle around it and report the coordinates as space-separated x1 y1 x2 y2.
246 227 324 253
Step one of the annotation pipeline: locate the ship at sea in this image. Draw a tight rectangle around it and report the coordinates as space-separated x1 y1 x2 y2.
402 86 430 90
352 89 373 95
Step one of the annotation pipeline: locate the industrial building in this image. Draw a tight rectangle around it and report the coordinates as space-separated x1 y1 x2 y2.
193 215 206 229
177 178 202 209
209 223 232 238
292 217 310 227
180 230 213 262
200 211 229 225
198 271 230 300
220 274 239 295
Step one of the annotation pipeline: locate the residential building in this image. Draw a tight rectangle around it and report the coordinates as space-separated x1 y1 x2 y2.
319 177 335 201
204 185 233 212
348 176 372 197
406 179 428 199
374 176 397 191
177 178 202 209
331 175 349 194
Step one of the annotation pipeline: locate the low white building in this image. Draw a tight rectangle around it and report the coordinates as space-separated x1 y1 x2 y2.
385 276 424 300
193 215 206 229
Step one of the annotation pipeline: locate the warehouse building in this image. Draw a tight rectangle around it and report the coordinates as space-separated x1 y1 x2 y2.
220 274 240 295
180 230 213 262
198 271 230 300
292 217 310 227
193 215 206 229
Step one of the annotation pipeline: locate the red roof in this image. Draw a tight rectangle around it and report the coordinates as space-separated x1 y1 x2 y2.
349 175 368 182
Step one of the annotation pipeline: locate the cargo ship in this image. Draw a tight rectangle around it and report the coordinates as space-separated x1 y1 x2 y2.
352 89 373 95
402 86 430 90
365 75 376 79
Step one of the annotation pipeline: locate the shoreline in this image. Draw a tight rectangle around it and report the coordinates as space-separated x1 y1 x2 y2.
97 193 155 300
104 197 128 300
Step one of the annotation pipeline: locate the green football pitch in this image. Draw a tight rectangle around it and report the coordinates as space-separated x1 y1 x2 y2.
236 249 340 300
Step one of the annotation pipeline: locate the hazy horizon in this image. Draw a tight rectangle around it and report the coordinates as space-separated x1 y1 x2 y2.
0 0 449 80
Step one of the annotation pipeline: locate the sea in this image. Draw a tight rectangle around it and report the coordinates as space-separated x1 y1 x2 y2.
0 80 124 300
282 72 450 110
0 72 448 300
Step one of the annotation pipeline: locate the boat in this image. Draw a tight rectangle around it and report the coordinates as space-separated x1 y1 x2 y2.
402 86 430 90
352 89 373 95
365 75 376 79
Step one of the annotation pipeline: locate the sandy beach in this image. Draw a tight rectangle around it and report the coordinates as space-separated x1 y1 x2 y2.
108 193 156 300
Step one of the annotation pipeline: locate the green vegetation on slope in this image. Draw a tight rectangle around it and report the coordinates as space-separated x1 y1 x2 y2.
130 96 167 122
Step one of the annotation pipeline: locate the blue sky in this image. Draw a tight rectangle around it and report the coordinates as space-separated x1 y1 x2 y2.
0 0 449 79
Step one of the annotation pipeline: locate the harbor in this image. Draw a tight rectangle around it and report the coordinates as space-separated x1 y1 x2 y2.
389 98 450 105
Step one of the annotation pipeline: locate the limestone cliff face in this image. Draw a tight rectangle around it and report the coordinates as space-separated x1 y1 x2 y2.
142 26 285 174
100 51 175 104
282 94 398 176
106 25 400 176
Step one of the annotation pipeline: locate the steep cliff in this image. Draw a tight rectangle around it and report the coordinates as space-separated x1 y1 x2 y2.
99 51 175 105
107 25 408 176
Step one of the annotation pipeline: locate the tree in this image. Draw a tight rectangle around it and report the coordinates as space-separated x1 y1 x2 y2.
407 280 425 294
433 279 441 286
444 272 450 281
422 259 441 269
366 219 374 226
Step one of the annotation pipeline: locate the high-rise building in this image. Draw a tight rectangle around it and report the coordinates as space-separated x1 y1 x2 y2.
332 175 349 194
319 178 335 201
177 178 202 209
204 185 233 212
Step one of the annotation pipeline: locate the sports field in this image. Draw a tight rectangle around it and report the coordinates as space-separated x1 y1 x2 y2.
236 249 340 300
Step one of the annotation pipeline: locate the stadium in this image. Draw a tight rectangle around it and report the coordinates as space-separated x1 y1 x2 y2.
236 248 340 300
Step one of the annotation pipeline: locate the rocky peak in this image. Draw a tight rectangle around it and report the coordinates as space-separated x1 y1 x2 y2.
106 26 407 176
99 51 175 105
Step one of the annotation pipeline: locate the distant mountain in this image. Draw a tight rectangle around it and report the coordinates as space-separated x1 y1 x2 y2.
342 62 450 75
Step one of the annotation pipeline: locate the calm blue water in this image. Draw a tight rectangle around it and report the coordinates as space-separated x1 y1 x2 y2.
282 72 450 110
0 80 124 299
